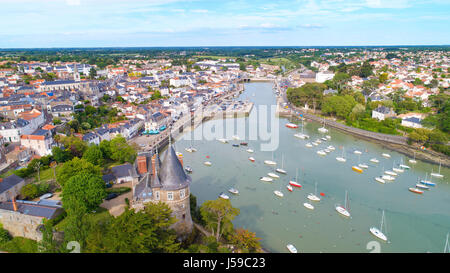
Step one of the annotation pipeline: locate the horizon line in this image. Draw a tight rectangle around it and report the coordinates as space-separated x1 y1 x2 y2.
1 45 450 50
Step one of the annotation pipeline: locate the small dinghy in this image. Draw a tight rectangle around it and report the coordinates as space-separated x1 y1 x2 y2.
274 190 284 197
260 176 273 182
382 153 391 158
240 142 248 146
219 192 230 199
268 172 280 179
358 163 369 169
375 177 386 184
228 188 239 195
232 144 239 147
249 157 255 162
305 143 313 148
247 149 254 153
286 123 298 129
185 166 193 173
415 184 429 190
354 150 362 155
232 135 240 140
204 161 212 166
303 203 314 210
286 244 298 253
370 158 379 163
286 185 293 192
217 138 228 143
264 160 277 166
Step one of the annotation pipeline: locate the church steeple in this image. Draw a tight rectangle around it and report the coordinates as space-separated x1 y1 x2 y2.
73 63 80 82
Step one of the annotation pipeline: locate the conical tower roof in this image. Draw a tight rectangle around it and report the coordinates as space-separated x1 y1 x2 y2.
159 145 190 191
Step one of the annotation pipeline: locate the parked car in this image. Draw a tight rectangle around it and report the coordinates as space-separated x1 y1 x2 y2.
105 193 118 201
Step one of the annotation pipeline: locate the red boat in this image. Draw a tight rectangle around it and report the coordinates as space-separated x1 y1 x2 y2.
249 157 255 162
289 181 302 188
286 123 298 129
409 187 423 194
287 185 293 192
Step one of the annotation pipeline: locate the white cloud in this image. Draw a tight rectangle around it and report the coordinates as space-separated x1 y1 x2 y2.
192 9 208 13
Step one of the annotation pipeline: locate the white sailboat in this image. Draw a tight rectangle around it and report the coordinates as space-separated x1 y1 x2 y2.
264 152 277 166
370 158 379 163
444 233 450 253
260 176 273 182
204 161 212 166
232 135 240 140
307 182 321 202
268 172 280 179
317 150 327 156
219 192 230 200
276 154 287 174
409 152 417 164
286 244 298 253
294 119 310 139
354 150 362 155
274 190 284 197
430 161 444 178
228 187 239 195
399 158 410 169
357 154 369 169
336 147 347 162
217 138 228 144
305 142 313 148
247 148 254 153
335 190 351 218
303 203 314 210
375 176 386 184
318 118 328 133
382 153 391 158
369 210 388 242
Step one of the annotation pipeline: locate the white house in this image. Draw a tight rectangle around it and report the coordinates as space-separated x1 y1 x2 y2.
372 106 396 121
315 71 335 83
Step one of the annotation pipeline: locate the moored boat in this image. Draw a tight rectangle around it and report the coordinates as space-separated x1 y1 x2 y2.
274 190 284 197
358 163 369 169
370 210 388 242
317 150 327 156
352 166 363 173
382 175 395 181
305 143 313 148
286 185 293 192
204 161 212 166
232 144 239 147
354 150 362 155
246 149 254 153
286 244 298 253
249 157 255 162
382 153 391 158
228 188 239 195
370 158 379 163
264 160 277 165
268 172 280 179
260 176 273 182
375 177 386 184
409 187 423 194
217 138 228 143
303 203 314 210
185 166 193 173
416 183 429 190
385 170 397 176
286 123 299 129
240 142 248 146
219 192 230 199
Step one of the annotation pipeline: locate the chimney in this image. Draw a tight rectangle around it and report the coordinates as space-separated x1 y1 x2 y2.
137 156 147 175
151 154 156 176
12 197 18 212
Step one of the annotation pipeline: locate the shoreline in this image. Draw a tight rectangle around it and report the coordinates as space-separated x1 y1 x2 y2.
274 83 449 168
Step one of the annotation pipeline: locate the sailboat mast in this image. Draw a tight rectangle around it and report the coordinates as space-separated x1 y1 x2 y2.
380 210 385 232
295 168 298 182
445 233 449 253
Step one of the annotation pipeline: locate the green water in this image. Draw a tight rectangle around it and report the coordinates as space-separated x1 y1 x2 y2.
175 82 450 253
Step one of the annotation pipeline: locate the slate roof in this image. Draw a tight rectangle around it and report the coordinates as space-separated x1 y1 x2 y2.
0 174 25 194
158 145 190 191
0 200 62 219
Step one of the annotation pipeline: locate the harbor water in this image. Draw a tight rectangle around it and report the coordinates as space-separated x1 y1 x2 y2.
175 82 450 253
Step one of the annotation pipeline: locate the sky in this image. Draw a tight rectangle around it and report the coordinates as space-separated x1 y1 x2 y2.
1 0 449 48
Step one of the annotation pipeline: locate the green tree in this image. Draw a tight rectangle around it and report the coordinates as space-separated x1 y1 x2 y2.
62 172 106 213
359 62 373 78
20 184 40 199
88 67 97 79
200 198 240 242
379 73 388 83
85 203 180 253
0 226 11 244
82 145 104 166
61 136 88 158
56 157 102 187
109 135 136 163
51 146 73 163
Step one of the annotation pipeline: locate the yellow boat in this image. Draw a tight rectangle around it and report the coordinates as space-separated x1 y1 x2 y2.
352 166 363 173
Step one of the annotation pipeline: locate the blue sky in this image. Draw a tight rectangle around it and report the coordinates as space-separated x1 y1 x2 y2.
1 0 449 48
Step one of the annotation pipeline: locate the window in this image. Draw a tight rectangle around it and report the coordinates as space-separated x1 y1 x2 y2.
179 189 185 199
167 192 173 200
155 191 160 200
